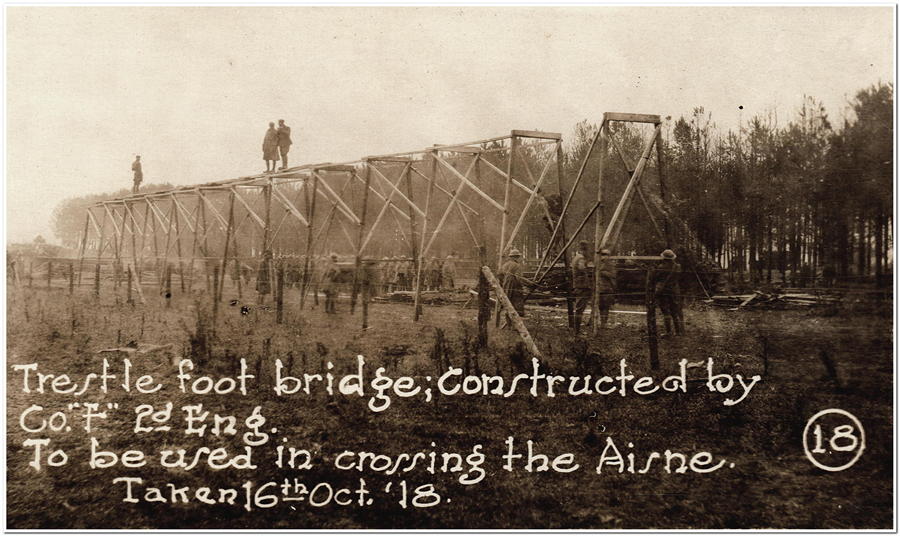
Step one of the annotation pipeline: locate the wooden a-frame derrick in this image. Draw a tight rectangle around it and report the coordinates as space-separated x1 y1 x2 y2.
527 112 672 336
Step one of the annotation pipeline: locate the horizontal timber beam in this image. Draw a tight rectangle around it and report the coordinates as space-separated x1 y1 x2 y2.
511 129 561 140
604 112 661 124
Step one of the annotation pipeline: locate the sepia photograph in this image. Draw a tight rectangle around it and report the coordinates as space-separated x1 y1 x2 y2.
4 4 896 530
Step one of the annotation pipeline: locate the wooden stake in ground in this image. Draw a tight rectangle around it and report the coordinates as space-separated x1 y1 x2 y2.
94 263 100 297
646 278 660 370
212 264 220 326
361 267 370 330
127 261 145 305
165 265 172 308
481 266 542 359
477 245 489 349
276 265 285 324
47 261 52 289
127 267 133 305
68 262 75 295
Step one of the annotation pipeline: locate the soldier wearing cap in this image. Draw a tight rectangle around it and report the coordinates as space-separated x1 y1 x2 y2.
277 119 292 170
500 248 526 318
647 249 684 336
395 255 409 291
571 240 592 334
323 253 340 314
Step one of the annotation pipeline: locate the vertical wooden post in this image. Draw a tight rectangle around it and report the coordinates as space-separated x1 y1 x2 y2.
200 195 210 292
232 233 242 300
129 202 141 285
115 206 126 288
592 123 608 336
477 242 489 349
47 260 52 289
138 203 151 283
68 262 74 295
351 168 372 314
406 162 421 317
28 260 33 288
94 208 108 278
498 135 519 264
235 258 243 299
77 212 90 286
93 263 100 297
301 174 318 309
258 178 274 304
212 264 220 324
219 190 236 302
171 195 186 293
160 201 175 292
646 276 659 370
148 203 160 284
187 196 202 292
165 265 172 308
554 142 575 329
413 153 436 321
127 267 133 305
276 264 285 324
655 126 671 247
361 266 370 330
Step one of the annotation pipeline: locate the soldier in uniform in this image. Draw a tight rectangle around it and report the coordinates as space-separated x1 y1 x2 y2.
262 122 279 172
595 247 617 330
323 253 340 314
277 119 292 170
442 253 457 290
384 256 397 293
395 255 409 291
500 249 526 318
648 249 685 336
131 155 143 194
571 240 592 334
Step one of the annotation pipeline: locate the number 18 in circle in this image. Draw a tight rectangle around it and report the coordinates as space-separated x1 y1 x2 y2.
802 408 866 472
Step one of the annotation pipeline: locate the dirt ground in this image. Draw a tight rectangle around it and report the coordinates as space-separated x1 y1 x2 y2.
6 282 894 529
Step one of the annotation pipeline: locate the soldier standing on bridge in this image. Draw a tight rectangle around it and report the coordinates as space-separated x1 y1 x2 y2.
647 249 685 336
131 155 142 194
263 122 279 172
277 119 292 170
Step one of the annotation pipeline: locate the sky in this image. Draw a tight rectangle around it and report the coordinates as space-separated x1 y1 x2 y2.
5 6 894 244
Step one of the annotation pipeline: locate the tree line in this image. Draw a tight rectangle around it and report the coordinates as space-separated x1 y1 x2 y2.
556 82 893 288
49 82 892 288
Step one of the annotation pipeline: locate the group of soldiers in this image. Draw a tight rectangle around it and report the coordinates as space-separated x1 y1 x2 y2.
498 240 685 337
242 251 463 314
371 254 459 293
571 241 685 336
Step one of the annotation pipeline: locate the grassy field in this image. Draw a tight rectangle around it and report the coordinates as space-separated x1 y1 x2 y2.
6 281 894 529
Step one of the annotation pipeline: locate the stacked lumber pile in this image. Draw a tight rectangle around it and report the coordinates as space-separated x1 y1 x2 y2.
373 290 469 305
707 290 841 310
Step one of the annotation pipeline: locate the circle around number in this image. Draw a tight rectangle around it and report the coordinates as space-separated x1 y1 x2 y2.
802 408 866 472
